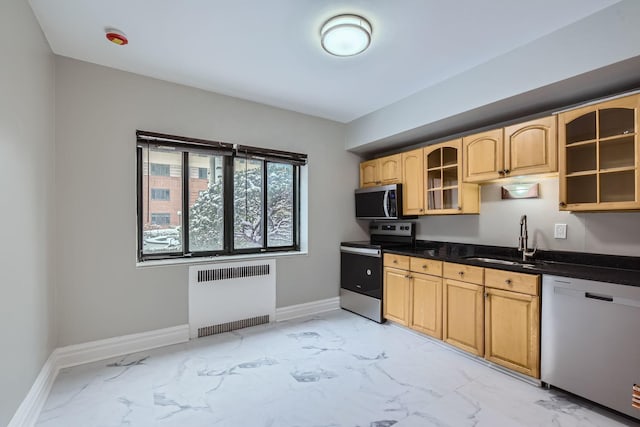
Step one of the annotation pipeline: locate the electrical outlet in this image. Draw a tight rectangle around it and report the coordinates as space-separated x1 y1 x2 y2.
554 223 567 239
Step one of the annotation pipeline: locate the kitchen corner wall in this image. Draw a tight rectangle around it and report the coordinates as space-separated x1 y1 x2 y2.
415 177 640 257
54 57 364 347
0 0 56 425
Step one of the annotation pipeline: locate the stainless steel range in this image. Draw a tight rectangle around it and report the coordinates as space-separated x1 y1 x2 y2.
340 221 415 323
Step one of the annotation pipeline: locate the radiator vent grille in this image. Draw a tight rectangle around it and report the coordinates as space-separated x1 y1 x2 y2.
197 264 271 283
198 314 270 338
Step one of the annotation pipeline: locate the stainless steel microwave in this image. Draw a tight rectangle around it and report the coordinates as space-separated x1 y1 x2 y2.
355 184 403 219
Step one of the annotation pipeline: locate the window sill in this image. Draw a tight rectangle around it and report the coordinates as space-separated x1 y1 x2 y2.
136 249 308 268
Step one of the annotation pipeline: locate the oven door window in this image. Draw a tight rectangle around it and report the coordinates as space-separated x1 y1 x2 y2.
340 252 382 298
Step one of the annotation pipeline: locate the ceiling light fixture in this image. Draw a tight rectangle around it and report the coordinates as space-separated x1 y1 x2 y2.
320 14 372 57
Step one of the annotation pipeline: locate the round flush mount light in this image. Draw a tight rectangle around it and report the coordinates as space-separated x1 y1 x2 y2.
105 28 128 46
320 14 372 57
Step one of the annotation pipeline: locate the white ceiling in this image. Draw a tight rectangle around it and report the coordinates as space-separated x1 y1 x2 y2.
29 0 621 123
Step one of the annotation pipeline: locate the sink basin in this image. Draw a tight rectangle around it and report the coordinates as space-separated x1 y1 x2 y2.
465 257 537 269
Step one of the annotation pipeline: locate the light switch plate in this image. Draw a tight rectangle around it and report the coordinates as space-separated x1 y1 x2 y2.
554 223 567 239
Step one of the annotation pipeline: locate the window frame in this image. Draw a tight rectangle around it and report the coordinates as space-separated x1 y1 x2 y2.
136 131 305 262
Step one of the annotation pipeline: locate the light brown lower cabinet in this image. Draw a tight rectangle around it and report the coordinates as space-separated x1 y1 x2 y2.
442 278 484 356
384 256 443 338
484 268 540 378
383 266 411 325
410 272 443 339
385 259 541 379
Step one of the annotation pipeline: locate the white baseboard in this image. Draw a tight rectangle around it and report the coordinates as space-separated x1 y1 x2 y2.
8 324 189 427
55 324 189 370
7 353 58 427
275 297 340 322
10 301 343 427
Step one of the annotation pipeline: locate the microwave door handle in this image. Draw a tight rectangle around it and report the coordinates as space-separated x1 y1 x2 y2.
383 190 390 217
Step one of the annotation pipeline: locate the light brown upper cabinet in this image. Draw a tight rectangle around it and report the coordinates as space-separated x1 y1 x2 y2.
558 94 640 211
463 116 557 183
505 116 557 176
462 129 504 182
424 139 479 214
359 154 402 188
402 148 425 215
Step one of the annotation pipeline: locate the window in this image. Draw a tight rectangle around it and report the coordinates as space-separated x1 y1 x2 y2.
151 213 171 225
234 157 263 249
189 153 224 252
137 130 306 261
267 163 294 247
150 163 170 176
151 188 170 200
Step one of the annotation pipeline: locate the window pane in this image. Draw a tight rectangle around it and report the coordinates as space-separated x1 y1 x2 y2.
234 158 263 249
150 163 170 176
141 147 183 254
151 188 170 200
188 154 224 252
267 163 294 247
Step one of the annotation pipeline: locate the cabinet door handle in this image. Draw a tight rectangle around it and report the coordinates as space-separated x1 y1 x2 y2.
458 271 464 276
503 169 510 175
498 170 505 176
393 259 398 264
505 279 513 285
485 292 489 298
422 264 428 269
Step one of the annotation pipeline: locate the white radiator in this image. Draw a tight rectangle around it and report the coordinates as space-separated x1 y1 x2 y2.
188 259 276 338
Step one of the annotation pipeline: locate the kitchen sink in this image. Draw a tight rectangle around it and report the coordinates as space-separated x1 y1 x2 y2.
464 257 538 269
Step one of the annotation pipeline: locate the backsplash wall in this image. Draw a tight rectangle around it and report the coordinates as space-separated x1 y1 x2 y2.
415 177 640 257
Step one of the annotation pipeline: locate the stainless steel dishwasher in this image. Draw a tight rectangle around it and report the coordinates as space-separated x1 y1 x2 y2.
541 275 640 421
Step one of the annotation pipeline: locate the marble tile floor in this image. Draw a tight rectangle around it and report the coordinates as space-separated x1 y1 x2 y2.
36 309 638 427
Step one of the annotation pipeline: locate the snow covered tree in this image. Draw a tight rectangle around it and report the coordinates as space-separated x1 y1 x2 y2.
188 160 294 251
188 177 224 251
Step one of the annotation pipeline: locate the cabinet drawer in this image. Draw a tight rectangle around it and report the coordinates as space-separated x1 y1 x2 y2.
384 253 410 270
410 257 442 276
485 268 540 296
443 262 484 285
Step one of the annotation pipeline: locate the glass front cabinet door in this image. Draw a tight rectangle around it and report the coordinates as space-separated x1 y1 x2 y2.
558 94 640 211
424 139 479 214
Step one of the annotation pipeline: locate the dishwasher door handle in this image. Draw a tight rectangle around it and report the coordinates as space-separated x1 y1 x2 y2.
585 292 613 302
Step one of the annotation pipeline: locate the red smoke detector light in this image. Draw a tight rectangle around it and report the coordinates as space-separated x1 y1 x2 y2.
106 30 128 46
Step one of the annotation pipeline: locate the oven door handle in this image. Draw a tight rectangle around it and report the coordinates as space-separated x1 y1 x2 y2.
340 246 381 257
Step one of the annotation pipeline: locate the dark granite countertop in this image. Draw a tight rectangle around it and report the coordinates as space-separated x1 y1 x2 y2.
383 241 640 288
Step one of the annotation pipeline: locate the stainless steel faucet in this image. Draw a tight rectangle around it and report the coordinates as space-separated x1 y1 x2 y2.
518 215 536 261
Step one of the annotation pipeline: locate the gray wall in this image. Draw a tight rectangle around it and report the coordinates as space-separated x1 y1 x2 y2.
0 0 56 425
416 178 640 257
54 57 365 347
